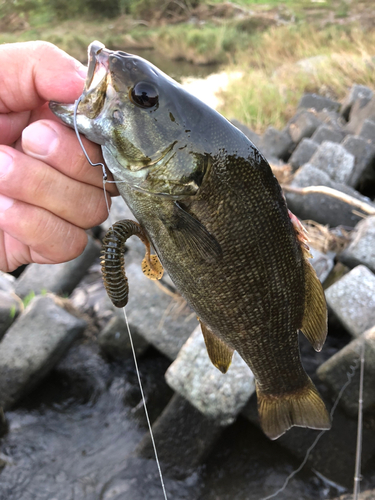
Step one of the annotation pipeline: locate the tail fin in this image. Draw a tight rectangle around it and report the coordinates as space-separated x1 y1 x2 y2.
256 378 331 440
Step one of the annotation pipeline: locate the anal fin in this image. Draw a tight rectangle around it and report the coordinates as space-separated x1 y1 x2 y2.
257 377 331 440
200 321 234 374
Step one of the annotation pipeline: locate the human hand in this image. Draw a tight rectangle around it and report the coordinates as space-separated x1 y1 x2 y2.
0 41 118 272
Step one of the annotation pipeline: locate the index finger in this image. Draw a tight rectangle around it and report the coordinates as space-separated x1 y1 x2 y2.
0 41 87 114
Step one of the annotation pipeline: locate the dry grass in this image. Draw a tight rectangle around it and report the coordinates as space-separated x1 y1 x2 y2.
302 220 351 254
218 24 375 132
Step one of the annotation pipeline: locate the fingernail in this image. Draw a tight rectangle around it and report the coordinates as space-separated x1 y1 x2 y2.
0 194 14 212
76 63 88 80
22 122 58 157
0 151 13 178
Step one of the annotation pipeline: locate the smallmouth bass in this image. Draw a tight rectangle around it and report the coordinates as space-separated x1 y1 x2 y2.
51 41 330 440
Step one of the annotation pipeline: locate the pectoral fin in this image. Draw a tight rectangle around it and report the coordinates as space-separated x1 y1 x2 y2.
301 260 328 352
200 321 234 374
163 202 222 263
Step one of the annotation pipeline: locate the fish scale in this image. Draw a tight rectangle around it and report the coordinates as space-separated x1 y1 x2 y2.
51 40 331 440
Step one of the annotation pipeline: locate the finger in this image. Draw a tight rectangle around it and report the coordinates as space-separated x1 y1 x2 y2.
0 41 87 114
0 111 31 146
21 119 118 195
0 146 112 229
0 230 58 272
0 194 88 269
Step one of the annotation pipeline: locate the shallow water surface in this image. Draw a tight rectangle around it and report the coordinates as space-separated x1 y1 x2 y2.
0 342 345 500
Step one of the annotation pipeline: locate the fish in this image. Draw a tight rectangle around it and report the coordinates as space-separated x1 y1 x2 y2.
50 40 331 440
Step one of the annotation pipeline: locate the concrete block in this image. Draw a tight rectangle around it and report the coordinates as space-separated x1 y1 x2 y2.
325 265 375 338
310 141 355 184
165 325 255 425
339 216 375 273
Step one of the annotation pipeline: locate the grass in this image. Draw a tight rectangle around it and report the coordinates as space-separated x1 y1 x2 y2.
1 0 375 131
218 23 375 132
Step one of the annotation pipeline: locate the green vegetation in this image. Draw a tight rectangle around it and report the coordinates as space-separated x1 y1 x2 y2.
1 0 375 131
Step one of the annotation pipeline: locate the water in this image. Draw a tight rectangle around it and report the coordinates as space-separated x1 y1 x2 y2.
119 48 220 82
0 337 345 500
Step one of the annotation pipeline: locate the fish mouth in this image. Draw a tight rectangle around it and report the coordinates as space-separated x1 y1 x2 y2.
85 41 110 93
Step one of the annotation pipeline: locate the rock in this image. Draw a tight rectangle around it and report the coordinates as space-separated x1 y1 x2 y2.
121 262 198 360
310 247 335 284
14 236 101 299
309 141 355 184
135 393 223 477
317 326 375 417
259 126 294 162
298 93 341 113
360 119 375 145
165 326 255 426
98 314 149 360
55 341 113 400
289 138 318 171
242 393 375 488
311 124 344 144
339 216 375 273
0 271 15 293
341 135 375 189
0 291 23 340
285 164 374 227
341 84 373 121
230 119 262 148
346 95 375 136
325 265 375 338
287 110 322 144
0 295 86 410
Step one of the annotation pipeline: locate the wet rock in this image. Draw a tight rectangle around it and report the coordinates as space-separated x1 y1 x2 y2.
311 124 344 144
310 247 335 284
317 326 375 417
360 119 375 144
14 236 100 299
122 262 198 360
165 326 255 425
341 135 375 189
0 271 15 293
259 126 294 162
0 291 23 340
325 265 375 338
230 119 261 148
289 138 318 171
0 295 86 410
346 95 375 135
55 341 113 400
242 393 375 488
339 216 375 273
298 93 341 113
287 110 322 144
98 314 149 360
309 141 355 184
341 84 373 121
135 393 223 477
285 164 374 227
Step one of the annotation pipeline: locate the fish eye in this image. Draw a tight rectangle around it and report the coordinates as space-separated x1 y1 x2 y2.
130 82 158 109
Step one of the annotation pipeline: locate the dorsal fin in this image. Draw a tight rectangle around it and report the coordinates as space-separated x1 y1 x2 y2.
288 210 327 351
199 320 234 374
301 259 328 352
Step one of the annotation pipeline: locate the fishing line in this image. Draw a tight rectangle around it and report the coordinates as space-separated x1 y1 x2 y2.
73 101 169 500
354 339 365 499
260 356 361 500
